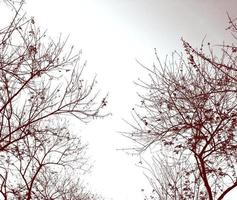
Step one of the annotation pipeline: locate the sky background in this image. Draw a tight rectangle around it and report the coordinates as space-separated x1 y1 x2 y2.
3 0 237 199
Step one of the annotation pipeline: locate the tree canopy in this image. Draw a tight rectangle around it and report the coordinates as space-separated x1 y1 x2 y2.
127 15 237 200
0 2 106 199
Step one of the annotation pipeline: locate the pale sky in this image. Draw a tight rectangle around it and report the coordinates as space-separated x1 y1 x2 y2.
6 0 237 199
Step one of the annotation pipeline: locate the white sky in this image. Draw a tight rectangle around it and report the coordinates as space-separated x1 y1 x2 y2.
3 0 237 199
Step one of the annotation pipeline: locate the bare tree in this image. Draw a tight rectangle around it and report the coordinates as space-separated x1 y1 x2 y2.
0 122 91 199
126 16 237 200
141 149 206 200
0 3 106 200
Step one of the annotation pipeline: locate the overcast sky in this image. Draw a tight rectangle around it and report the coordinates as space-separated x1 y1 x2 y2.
8 0 237 199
